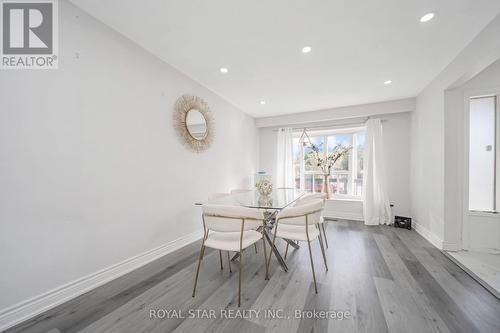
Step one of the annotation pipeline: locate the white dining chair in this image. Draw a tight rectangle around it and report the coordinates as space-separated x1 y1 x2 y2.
294 193 329 248
192 205 268 307
266 199 327 294
208 192 260 254
295 192 327 203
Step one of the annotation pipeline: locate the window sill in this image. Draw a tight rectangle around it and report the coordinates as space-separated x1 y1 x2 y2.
467 210 498 217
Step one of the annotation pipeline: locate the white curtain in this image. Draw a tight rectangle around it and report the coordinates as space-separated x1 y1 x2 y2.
363 119 391 225
276 128 295 188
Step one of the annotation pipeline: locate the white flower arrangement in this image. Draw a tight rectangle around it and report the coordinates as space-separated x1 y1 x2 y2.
305 142 351 175
255 177 273 196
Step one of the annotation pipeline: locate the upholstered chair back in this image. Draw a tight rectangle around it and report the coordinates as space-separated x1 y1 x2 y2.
276 199 323 226
202 205 263 232
295 193 327 206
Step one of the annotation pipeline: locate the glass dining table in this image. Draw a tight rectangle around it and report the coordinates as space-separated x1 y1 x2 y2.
194 188 306 272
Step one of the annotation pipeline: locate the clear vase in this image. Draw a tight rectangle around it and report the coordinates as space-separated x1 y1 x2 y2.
322 174 330 199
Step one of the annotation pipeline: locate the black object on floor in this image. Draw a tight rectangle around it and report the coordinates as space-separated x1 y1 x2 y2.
394 216 412 230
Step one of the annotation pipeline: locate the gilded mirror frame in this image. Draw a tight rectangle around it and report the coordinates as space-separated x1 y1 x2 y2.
174 95 214 152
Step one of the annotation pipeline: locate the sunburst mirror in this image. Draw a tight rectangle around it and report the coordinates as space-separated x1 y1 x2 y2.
173 95 214 152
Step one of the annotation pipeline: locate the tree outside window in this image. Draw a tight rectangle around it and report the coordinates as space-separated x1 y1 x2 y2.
293 129 365 197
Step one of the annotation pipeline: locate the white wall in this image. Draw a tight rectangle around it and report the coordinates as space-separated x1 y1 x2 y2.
411 13 500 250
256 98 415 128
381 112 412 217
411 87 446 247
0 1 258 313
323 199 363 221
258 101 413 218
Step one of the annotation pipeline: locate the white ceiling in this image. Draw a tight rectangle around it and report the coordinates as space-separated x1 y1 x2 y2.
70 0 500 118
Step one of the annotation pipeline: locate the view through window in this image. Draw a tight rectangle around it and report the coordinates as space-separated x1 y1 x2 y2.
469 96 497 212
293 128 365 197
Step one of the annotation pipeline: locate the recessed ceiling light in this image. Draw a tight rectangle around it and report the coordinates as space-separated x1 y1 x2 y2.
420 12 435 23
301 46 312 53
220 67 228 73
260 100 266 105
384 80 392 85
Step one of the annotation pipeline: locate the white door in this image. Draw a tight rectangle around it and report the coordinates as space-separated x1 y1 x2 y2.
463 94 500 253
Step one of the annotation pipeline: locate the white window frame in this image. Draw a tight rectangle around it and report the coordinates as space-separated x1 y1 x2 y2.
463 91 500 216
293 126 365 199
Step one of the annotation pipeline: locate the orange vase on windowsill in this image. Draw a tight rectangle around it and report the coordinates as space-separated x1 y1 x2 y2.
322 174 331 199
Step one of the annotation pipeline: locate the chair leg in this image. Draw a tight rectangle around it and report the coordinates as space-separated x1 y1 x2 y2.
321 223 329 248
254 243 258 254
316 224 325 250
284 242 289 260
262 238 269 280
227 251 232 273
192 242 206 298
238 250 243 307
318 229 328 271
265 227 278 277
307 239 318 294
219 250 223 270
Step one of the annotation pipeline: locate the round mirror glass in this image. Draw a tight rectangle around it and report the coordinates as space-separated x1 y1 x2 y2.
186 109 208 140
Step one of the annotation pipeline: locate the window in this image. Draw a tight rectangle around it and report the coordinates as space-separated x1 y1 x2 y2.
293 128 365 197
469 96 497 212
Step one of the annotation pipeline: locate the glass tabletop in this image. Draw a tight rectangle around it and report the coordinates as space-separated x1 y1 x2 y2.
196 188 305 210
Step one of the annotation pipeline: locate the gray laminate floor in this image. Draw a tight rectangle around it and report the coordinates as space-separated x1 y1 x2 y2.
4 221 500 333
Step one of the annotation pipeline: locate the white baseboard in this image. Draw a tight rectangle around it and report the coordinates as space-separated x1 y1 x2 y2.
442 242 461 252
0 230 203 332
466 247 500 255
412 220 444 249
